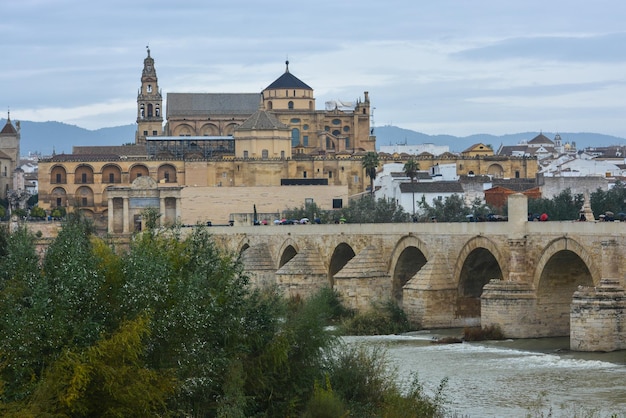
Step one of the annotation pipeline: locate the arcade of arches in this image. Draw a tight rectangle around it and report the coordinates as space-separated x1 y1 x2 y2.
206 195 625 351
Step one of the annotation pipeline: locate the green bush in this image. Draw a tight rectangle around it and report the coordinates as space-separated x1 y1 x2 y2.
341 299 411 335
302 376 349 418
463 324 504 341
323 345 447 418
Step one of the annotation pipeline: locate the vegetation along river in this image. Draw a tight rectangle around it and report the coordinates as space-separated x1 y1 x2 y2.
343 330 626 417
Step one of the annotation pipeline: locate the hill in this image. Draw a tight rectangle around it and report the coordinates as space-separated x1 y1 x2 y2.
0 119 136 156
373 125 626 153
3 119 626 157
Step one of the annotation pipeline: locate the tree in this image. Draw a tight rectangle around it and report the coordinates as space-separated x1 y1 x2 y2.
343 195 410 223
590 181 626 219
282 201 329 223
362 152 379 196
8 315 175 417
418 194 473 222
403 158 420 218
528 188 584 221
29 206 46 219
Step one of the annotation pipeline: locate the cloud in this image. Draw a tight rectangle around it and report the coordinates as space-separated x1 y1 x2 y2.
454 33 626 63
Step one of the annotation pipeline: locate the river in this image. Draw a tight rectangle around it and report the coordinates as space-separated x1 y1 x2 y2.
343 330 626 418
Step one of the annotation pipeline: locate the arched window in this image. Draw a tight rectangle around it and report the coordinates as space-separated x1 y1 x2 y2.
288 101 294 110
148 104 153 117
51 166 67 184
158 164 177 183
291 128 300 147
130 164 149 182
102 165 122 183
267 101 273 110
74 165 94 184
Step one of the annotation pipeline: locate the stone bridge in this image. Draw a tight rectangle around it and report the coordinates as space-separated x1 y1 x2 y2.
208 194 626 352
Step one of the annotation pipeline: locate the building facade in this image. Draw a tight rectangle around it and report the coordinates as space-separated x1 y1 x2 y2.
37 50 376 231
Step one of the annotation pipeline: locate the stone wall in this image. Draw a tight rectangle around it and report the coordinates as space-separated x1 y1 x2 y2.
540 176 609 200
571 279 626 352
181 185 348 225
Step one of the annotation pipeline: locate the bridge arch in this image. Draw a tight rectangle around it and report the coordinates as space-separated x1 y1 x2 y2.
277 238 300 269
533 237 600 288
389 235 429 303
453 236 505 321
328 242 356 287
532 237 597 336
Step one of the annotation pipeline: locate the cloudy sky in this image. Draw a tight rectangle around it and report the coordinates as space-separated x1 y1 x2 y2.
3 0 626 138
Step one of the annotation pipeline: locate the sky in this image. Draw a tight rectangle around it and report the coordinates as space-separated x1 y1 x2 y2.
3 0 626 138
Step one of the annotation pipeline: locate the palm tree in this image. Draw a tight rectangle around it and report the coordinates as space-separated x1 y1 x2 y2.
361 151 379 197
403 158 420 219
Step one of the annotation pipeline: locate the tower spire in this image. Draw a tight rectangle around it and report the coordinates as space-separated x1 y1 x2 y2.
136 48 163 145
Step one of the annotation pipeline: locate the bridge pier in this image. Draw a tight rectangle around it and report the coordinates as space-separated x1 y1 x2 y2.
403 253 463 328
481 280 538 338
333 246 391 312
275 247 328 299
571 278 626 352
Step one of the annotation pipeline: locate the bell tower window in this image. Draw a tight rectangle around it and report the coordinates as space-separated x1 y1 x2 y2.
148 104 153 117
147 84 152 93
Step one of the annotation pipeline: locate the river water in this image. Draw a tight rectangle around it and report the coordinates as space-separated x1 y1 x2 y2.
343 330 626 418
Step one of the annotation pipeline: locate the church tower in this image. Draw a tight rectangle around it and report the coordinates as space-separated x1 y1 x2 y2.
0 112 20 198
136 47 163 145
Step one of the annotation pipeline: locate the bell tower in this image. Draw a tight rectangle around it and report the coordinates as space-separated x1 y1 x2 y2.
135 47 163 145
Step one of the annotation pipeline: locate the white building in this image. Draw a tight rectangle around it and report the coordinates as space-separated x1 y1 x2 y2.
374 163 464 216
541 157 622 177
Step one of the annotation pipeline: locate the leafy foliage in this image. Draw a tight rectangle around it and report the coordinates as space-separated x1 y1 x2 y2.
362 151 380 196
7 315 175 417
590 181 626 219
403 158 419 182
29 206 46 218
528 188 584 221
343 195 411 223
0 219 446 417
282 200 329 223
324 345 447 418
418 194 494 222
341 299 412 336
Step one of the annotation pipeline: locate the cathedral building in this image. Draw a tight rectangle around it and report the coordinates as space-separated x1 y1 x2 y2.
37 49 376 232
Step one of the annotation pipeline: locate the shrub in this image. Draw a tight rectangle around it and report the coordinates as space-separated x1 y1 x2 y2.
463 324 504 341
302 376 349 418
324 345 447 418
341 299 411 335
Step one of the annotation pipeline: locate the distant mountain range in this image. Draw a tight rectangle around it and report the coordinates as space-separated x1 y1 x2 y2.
373 125 626 153
4 119 626 157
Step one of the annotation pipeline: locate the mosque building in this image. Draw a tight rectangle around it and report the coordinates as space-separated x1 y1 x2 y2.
37 49 376 232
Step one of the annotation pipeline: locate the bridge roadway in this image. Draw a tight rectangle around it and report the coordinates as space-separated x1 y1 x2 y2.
205 194 626 351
